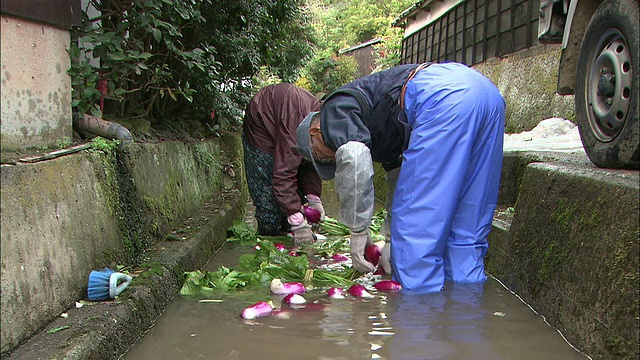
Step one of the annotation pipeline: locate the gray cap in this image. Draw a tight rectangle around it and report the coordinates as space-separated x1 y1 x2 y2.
296 111 336 180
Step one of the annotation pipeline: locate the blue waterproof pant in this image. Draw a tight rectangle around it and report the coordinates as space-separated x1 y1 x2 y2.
391 62 505 292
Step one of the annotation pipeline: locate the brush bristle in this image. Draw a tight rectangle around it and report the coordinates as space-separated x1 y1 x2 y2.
87 268 115 301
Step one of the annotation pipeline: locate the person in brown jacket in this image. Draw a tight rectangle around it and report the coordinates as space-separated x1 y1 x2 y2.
242 83 325 244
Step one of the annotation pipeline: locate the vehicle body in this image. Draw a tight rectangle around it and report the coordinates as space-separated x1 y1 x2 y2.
538 0 639 169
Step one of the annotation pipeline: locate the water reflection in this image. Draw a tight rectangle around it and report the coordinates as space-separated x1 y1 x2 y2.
383 282 498 360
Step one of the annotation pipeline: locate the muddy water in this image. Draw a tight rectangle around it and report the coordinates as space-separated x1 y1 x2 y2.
123 185 588 360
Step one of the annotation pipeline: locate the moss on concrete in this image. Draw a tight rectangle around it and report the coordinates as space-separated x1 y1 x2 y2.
1 131 248 356
489 162 639 360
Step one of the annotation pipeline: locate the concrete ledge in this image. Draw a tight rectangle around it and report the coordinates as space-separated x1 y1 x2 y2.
487 159 639 360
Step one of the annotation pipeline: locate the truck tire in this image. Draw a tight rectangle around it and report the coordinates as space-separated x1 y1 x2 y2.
575 0 639 169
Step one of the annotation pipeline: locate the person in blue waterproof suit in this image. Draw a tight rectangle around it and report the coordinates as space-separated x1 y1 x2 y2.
296 62 505 292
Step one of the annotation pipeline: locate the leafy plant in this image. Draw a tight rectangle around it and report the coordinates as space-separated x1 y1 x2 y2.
180 210 390 296
57 137 73 149
372 31 406 73
181 237 355 295
312 236 350 259
68 0 314 132
302 54 360 94
318 216 350 237
226 221 258 244
302 0 416 90
318 210 386 239
180 267 258 295
89 136 120 153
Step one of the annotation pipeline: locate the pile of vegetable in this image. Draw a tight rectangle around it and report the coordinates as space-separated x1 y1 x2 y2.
180 210 387 295
318 209 386 242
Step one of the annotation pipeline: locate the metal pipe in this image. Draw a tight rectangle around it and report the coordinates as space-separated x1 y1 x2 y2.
73 112 134 147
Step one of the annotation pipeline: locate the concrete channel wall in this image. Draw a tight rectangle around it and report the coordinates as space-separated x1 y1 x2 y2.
487 152 639 360
1 135 247 356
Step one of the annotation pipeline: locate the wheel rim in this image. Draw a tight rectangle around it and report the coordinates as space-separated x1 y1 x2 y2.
586 29 633 142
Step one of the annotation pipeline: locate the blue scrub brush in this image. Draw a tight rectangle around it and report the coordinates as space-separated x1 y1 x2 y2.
87 268 132 301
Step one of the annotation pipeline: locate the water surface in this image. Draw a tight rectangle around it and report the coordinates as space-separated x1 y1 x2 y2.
123 185 587 360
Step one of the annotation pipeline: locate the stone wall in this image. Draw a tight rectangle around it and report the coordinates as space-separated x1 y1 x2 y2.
473 44 576 133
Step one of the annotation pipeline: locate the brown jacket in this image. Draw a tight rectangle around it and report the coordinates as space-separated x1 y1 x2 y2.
243 83 322 216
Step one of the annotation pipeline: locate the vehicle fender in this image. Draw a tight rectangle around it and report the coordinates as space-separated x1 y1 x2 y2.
557 0 602 94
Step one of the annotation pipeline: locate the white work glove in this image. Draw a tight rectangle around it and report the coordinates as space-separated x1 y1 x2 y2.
350 229 376 273
306 194 325 221
288 212 315 245
379 241 392 275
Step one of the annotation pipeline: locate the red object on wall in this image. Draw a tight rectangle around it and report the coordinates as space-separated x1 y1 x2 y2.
97 79 108 111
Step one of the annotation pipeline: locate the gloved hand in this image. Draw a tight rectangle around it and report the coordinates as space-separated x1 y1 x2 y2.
288 212 315 245
379 241 392 274
350 229 376 273
306 194 325 221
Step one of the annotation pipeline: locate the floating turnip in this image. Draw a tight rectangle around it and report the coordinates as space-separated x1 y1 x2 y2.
241 301 273 319
288 249 300 257
283 293 307 305
270 278 306 295
326 287 346 299
347 284 374 298
373 280 402 291
331 254 349 262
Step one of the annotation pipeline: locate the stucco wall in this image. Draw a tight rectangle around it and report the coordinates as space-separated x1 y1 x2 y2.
0 15 72 151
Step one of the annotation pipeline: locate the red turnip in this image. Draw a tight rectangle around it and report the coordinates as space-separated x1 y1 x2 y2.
241 301 273 319
283 293 307 305
373 280 402 291
326 287 346 299
347 284 373 298
331 254 349 262
288 249 300 257
270 278 306 295
364 244 381 267
302 205 322 224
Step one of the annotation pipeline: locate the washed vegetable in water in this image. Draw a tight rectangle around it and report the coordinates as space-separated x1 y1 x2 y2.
373 280 402 291
327 287 346 299
331 254 349 262
241 301 274 319
181 212 388 295
270 278 306 295
347 284 374 298
283 293 307 305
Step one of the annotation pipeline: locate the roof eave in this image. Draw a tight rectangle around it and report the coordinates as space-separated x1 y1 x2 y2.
392 0 434 27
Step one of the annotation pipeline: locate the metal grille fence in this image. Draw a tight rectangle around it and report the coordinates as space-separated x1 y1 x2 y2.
400 0 541 66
